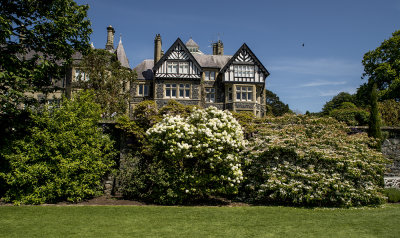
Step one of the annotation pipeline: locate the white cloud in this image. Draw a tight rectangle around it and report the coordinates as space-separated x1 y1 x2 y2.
299 80 347 87
269 58 362 77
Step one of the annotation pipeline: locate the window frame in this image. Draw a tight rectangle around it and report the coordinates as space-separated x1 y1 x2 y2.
74 68 89 82
236 86 253 102
165 83 191 99
137 84 149 97
167 61 190 74
234 65 254 78
204 71 216 81
205 87 215 103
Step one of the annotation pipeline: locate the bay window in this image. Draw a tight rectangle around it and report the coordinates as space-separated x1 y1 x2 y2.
236 86 253 101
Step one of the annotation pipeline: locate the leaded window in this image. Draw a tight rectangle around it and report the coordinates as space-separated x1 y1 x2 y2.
179 62 189 74
165 83 191 99
165 83 177 98
167 62 178 73
236 86 253 101
205 71 215 80
206 88 215 102
138 84 149 96
179 84 190 98
234 65 254 78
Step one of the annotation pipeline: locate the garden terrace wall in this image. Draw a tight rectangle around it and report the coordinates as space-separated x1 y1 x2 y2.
351 126 400 188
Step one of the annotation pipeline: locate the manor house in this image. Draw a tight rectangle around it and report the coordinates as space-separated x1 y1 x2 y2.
70 26 270 117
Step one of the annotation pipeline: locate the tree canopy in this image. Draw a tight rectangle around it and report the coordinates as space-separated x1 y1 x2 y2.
321 92 356 115
0 0 92 116
265 89 291 116
77 49 136 118
360 30 400 102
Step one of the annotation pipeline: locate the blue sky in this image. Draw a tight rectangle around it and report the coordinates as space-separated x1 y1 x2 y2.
76 0 399 113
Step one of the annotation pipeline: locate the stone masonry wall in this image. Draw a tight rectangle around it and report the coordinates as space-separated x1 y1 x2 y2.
382 137 400 188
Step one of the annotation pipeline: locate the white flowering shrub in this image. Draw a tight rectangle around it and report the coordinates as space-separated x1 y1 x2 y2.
241 115 389 207
119 107 247 204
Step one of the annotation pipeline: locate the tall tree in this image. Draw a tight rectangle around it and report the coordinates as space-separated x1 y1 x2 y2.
360 30 400 103
0 0 92 116
368 83 382 146
321 92 356 115
265 89 291 116
77 49 136 118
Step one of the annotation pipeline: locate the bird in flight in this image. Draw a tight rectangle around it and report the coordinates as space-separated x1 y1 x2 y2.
302 43 305 47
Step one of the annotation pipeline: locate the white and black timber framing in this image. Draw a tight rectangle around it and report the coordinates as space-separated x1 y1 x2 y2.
220 43 270 84
153 38 202 79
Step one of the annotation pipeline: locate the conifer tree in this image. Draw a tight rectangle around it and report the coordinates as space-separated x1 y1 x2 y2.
368 83 382 147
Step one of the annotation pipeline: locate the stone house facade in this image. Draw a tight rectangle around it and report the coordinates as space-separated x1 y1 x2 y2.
132 34 270 117
32 25 270 117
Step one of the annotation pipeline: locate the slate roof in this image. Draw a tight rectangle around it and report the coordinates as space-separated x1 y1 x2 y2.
116 38 130 68
134 59 154 80
193 54 232 69
185 38 199 48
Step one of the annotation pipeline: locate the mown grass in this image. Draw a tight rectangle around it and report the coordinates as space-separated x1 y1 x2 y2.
1 204 399 237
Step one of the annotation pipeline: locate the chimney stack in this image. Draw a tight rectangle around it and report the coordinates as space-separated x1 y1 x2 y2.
154 34 162 63
212 40 224 55
105 25 115 51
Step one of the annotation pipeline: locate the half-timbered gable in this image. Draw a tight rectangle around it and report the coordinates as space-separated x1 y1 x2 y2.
220 43 269 84
153 38 202 79
131 35 270 117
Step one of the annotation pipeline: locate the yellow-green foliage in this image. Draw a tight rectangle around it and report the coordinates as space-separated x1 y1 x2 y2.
0 91 116 205
242 114 388 207
328 102 369 126
379 99 400 127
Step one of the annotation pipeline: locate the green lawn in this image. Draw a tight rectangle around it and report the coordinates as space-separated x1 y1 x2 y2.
1 204 399 237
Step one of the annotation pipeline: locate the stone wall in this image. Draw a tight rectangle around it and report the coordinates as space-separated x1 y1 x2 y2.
382 135 400 188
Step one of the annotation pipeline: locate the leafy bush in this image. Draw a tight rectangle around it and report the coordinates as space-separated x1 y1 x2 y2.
119 107 247 204
241 115 388 207
383 188 400 203
232 111 264 139
158 100 197 118
0 91 116 205
116 100 160 144
379 99 400 127
328 102 369 126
